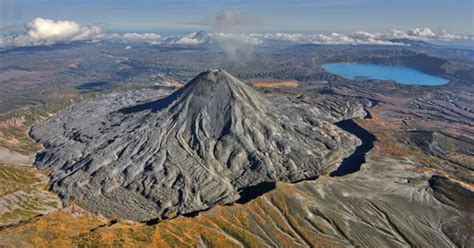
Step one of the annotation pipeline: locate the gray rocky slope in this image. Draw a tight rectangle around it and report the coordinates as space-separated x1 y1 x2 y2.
31 70 359 221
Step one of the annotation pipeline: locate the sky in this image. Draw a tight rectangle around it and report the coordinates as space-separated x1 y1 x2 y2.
1 0 473 34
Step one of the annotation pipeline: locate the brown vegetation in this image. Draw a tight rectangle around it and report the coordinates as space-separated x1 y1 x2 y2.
251 80 300 88
1 183 345 247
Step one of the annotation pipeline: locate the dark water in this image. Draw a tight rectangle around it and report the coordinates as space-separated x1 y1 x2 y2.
323 63 448 85
330 119 376 177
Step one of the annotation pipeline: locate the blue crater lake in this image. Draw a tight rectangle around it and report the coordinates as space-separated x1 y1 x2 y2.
323 63 449 85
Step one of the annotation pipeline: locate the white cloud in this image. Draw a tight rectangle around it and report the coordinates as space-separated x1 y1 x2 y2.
407 27 436 38
117 31 261 46
121 33 162 44
388 27 471 41
0 18 105 48
154 28 470 46
164 31 211 45
256 28 472 45
265 33 308 43
260 32 401 45
1 18 470 49
311 32 399 45
210 33 262 45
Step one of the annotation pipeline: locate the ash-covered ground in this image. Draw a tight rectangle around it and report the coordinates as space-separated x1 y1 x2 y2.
31 70 363 221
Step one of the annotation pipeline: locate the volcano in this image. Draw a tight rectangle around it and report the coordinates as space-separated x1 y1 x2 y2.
31 69 358 221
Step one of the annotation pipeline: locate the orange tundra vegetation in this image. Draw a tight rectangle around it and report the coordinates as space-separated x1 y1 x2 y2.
1 182 344 247
251 80 300 88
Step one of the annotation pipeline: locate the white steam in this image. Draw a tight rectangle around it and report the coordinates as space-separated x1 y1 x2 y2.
213 9 261 31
